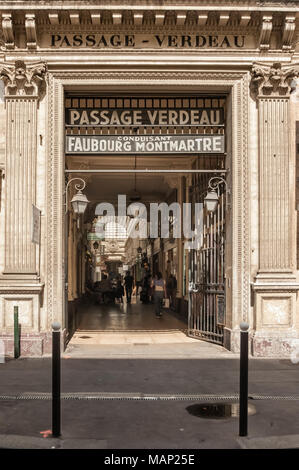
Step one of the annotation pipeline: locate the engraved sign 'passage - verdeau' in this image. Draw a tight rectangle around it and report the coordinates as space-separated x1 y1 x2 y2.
50 34 247 49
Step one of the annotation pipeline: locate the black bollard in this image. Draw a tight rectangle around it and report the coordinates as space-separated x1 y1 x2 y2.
14 306 20 359
52 322 61 438
239 322 249 437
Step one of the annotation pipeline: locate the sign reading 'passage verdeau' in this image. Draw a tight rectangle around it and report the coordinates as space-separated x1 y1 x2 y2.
66 107 224 126
51 34 247 49
65 135 225 154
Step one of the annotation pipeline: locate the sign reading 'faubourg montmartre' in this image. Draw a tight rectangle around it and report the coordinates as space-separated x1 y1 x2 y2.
65 134 225 154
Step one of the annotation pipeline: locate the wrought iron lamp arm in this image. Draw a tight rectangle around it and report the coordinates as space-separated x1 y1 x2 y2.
206 176 231 212
64 177 86 214
208 176 228 194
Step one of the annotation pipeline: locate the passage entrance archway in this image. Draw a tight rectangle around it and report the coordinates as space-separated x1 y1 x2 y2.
46 70 250 353
65 167 228 344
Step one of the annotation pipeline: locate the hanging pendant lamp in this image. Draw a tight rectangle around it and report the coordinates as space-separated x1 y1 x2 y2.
130 155 141 202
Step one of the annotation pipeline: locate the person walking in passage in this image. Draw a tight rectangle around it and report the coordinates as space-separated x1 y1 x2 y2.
166 274 177 311
124 270 134 304
115 276 124 304
151 272 167 318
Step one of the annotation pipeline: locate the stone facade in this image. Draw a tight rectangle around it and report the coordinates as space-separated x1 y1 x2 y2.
0 1 298 356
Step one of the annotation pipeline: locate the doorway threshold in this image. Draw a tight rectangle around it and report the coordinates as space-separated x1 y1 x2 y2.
69 330 195 345
63 331 235 359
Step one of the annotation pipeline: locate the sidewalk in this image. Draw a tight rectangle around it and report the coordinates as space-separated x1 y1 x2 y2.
0 347 299 448
65 330 235 358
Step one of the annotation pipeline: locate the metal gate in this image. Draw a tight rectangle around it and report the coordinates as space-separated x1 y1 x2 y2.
188 163 226 345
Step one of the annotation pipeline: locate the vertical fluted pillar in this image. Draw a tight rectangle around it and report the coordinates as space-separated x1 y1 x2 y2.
250 62 299 356
251 63 297 276
258 97 291 272
5 97 37 272
0 60 46 274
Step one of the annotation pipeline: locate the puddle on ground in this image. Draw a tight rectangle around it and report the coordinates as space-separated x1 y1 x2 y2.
186 403 256 419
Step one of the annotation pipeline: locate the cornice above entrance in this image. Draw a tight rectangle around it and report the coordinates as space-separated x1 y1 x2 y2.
0 3 298 53
0 1 298 10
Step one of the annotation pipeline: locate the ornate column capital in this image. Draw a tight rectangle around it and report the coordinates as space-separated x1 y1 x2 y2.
0 60 47 100
250 62 298 99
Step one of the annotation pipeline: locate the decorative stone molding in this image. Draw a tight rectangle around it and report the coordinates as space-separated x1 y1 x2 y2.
176 14 186 26
69 12 80 25
0 60 47 99
90 13 101 25
0 283 44 295
198 14 208 26
1 13 14 50
250 62 298 98
25 13 37 49
133 13 142 26
155 14 165 26
48 13 59 25
219 14 229 27
0 4 298 48
112 13 122 25
20 8 256 30
258 15 272 51
240 15 251 27
282 15 296 50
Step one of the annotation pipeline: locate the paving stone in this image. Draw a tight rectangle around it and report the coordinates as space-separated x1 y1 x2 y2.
237 434 299 449
0 434 107 449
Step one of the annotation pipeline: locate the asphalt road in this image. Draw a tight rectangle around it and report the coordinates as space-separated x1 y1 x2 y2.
0 357 299 448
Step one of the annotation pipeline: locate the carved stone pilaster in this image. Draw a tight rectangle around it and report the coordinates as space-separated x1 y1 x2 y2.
0 61 47 274
250 62 299 356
